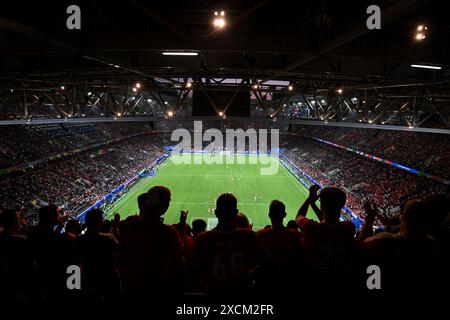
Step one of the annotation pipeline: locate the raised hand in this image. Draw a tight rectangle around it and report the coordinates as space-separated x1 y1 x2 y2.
180 210 189 223
363 200 378 220
308 185 321 202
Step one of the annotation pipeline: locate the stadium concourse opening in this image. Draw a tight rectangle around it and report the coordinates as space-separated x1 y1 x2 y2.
0 0 449 315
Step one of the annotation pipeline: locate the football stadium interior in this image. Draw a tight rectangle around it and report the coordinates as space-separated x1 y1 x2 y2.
0 0 448 312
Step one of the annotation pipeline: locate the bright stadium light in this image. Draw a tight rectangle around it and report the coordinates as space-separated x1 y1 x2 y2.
117 112 122 117
213 19 225 28
164 101 168 105
61 85 65 90
411 64 442 70
218 111 223 116
147 99 152 103
213 10 226 28
415 33 426 40
288 85 293 91
167 111 174 117
415 24 428 41
162 52 198 56
336 88 343 94
186 82 192 88
417 25 426 31
132 87 137 92
135 82 141 89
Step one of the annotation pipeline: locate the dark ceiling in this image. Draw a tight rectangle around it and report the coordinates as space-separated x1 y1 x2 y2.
1 0 448 79
0 0 449 128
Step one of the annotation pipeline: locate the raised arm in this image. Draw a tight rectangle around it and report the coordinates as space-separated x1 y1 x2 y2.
297 185 321 220
112 213 121 241
310 200 322 221
296 197 310 219
358 201 378 242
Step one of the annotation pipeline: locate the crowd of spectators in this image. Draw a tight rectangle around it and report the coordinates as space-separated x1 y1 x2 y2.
1 121 448 228
281 134 449 219
0 185 447 307
0 121 449 311
0 123 153 169
292 125 450 179
0 133 170 225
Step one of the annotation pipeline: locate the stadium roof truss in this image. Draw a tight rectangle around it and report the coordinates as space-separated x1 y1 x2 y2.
0 0 448 132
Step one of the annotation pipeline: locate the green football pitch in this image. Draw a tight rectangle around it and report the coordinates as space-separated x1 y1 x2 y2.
106 154 317 230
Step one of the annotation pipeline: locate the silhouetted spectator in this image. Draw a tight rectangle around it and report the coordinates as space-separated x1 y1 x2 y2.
257 201 302 270
119 187 184 297
296 185 359 290
255 200 303 295
173 210 192 239
286 220 299 232
191 193 266 299
362 200 445 292
0 209 31 301
100 219 118 243
28 205 65 300
424 194 450 243
64 219 81 240
234 212 252 229
60 219 81 270
74 209 120 299
191 219 207 238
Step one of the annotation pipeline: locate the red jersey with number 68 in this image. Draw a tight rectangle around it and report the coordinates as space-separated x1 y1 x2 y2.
191 227 266 296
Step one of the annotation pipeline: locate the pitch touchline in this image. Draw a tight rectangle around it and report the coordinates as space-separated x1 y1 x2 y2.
278 160 310 197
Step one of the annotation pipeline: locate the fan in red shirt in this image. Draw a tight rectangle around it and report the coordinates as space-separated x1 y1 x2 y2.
119 186 184 296
256 200 302 271
191 193 266 299
296 185 359 289
255 200 303 295
359 199 445 292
